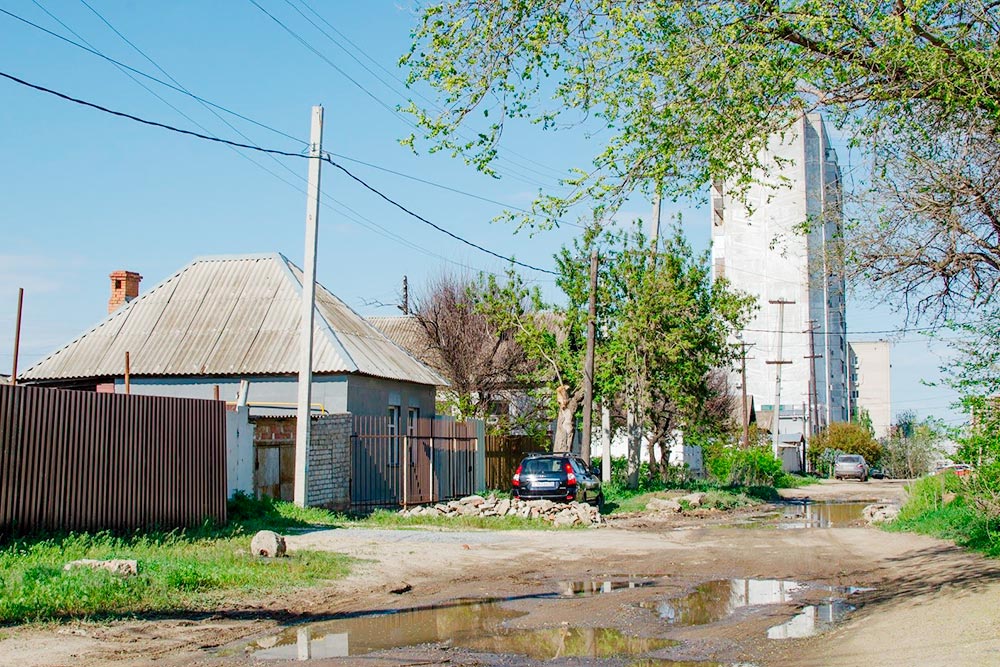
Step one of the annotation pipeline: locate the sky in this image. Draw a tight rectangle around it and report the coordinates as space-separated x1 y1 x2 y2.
0 1 969 428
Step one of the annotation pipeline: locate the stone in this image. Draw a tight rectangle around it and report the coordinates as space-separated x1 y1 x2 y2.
495 499 511 516
387 581 412 594
461 495 486 506
573 503 594 523
862 503 900 524
553 513 578 527
646 498 682 513
678 492 707 508
250 530 287 558
64 559 138 577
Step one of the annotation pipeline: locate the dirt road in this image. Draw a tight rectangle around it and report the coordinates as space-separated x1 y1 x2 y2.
3 480 998 667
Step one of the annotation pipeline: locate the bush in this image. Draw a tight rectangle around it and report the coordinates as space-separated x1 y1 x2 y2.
707 445 790 488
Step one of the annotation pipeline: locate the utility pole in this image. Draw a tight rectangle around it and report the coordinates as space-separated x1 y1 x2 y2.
10 288 23 385
399 275 409 315
650 192 662 247
766 299 794 457
581 248 599 464
739 341 754 446
601 401 611 484
803 320 823 436
295 105 324 508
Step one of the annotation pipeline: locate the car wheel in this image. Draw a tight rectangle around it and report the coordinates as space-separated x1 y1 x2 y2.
595 492 604 511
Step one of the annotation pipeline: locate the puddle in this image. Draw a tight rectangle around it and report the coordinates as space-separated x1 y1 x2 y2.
647 579 806 626
735 502 870 529
767 600 855 638
557 577 659 596
244 598 676 661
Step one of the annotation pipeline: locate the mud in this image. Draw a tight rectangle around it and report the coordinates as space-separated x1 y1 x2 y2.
3 480 999 667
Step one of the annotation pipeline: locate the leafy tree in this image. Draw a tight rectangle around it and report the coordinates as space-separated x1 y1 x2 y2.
404 1 1000 316
808 422 883 473
881 414 943 479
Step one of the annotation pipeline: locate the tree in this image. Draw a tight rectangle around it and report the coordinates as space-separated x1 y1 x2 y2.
404 1 1000 315
881 413 943 478
412 272 537 422
600 224 755 485
808 422 884 473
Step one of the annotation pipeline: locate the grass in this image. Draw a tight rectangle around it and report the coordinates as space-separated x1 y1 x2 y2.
885 473 1000 557
355 508 574 530
601 479 767 514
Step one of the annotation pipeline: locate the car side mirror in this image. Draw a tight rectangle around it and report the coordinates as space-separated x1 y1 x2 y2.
591 464 601 477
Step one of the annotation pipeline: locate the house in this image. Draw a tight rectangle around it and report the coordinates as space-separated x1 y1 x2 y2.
21 253 447 420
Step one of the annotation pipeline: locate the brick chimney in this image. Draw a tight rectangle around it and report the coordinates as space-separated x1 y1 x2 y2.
108 270 142 313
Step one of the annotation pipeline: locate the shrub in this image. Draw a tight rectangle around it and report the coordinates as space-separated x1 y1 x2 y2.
707 445 789 488
808 422 883 473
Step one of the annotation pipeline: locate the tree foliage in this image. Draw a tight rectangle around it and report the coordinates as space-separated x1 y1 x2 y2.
807 421 884 471
404 1 1000 316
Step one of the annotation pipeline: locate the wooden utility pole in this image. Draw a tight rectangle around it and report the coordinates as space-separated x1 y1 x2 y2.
803 320 823 436
10 287 23 385
581 248 599 464
295 105 324 508
399 275 409 315
766 299 794 457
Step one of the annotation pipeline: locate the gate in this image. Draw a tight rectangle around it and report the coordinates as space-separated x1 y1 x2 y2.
485 433 547 490
351 415 480 509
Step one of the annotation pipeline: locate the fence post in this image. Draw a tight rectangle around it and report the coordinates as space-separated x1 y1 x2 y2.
402 434 409 509
429 424 436 503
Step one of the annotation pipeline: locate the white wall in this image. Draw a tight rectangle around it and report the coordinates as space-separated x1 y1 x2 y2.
225 406 254 498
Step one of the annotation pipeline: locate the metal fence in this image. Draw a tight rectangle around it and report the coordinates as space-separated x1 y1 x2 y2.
351 415 480 509
0 384 227 535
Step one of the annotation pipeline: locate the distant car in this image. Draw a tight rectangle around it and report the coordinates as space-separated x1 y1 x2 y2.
512 453 603 506
834 454 869 482
935 463 974 478
869 467 887 480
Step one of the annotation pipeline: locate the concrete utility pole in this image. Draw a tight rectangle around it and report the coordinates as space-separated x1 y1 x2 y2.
804 320 823 436
601 402 611 484
581 248 599 464
399 275 409 315
295 105 324 508
766 299 794 458
739 341 754 446
10 287 23 385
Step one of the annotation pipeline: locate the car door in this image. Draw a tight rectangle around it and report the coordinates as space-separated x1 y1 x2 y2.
571 457 593 501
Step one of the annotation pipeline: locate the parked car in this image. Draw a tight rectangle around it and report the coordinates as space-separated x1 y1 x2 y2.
834 454 869 482
512 453 603 506
935 463 974 478
869 467 887 480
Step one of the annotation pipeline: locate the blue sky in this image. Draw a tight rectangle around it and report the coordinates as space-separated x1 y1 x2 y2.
0 1 967 426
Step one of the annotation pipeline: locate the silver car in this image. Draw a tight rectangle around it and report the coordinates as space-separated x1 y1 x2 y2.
834 454 869 482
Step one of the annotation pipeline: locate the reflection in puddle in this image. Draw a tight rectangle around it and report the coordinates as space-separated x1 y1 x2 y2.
772 502 869 529
649 579 805 626
767 600 855 638
558 577 659 596
246 599 676 661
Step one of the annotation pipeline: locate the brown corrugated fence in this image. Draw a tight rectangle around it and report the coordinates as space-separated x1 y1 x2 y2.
0 384 226 535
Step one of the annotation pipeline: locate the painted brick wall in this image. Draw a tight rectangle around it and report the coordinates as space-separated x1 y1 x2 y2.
307 414 352 510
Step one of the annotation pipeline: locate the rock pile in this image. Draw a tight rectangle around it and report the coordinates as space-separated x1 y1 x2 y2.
398 494 603 526
646 492 708 513
862 503 900 524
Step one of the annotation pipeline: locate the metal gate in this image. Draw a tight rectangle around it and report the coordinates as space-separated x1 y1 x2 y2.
351 415 480 509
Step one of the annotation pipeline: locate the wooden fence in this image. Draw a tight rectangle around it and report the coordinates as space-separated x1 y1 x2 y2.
351 415 479 509
484 433 549 490
0 384 227 535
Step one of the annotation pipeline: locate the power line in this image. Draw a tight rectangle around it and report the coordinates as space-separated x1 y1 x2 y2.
0 67 557 276
0 6 306 146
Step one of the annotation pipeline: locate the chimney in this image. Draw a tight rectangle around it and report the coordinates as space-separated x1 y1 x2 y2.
108 270 142 313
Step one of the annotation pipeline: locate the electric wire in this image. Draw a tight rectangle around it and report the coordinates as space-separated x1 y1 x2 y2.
0 68 557 275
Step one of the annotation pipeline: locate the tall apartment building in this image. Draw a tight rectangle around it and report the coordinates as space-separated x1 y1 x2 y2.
848 340 892 439
711 114 850 436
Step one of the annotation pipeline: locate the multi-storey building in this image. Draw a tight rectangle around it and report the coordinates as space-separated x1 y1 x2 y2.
848 340 893 439
711 114 850 437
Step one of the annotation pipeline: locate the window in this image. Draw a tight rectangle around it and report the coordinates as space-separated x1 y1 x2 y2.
407 407 420 436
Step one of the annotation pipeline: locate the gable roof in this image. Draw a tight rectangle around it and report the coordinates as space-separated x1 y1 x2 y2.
21 253 446 386
366 315 447 381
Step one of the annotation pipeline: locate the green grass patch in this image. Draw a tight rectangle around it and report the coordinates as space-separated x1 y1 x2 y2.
352 508 573 530
0 525 351 625
886 474 1000 557
601 480 763 514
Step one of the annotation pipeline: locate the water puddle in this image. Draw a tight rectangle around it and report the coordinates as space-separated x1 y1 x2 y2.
766 600 855 638
646 579 806 626
734 501 870 529
557 577 659 596
244 598 677 661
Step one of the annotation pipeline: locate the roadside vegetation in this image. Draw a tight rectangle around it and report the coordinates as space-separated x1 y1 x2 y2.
0 512 352 625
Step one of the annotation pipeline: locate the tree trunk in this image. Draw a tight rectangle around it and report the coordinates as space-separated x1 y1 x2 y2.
553 385 579 453
626 402 641 489
646 433 658 480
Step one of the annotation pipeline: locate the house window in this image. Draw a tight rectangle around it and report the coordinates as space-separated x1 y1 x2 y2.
407 407 420 436
388 405 400 466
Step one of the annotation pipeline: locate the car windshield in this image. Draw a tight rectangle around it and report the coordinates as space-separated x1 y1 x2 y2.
837 455 862 463
521 458 565 475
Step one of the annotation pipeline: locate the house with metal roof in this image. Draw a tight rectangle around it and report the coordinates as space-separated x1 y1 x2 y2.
21 253 447 419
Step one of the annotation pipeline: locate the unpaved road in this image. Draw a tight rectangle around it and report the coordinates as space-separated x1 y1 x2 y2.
4 480 1000 667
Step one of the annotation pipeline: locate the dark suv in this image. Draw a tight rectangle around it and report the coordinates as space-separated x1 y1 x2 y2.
512 453 603 506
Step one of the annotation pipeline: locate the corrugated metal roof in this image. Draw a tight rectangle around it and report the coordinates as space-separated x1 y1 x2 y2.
366 316 447 379
21 253 446 386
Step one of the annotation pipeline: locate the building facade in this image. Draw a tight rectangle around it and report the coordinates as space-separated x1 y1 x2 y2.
848 340 892 439
711 114 850 436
